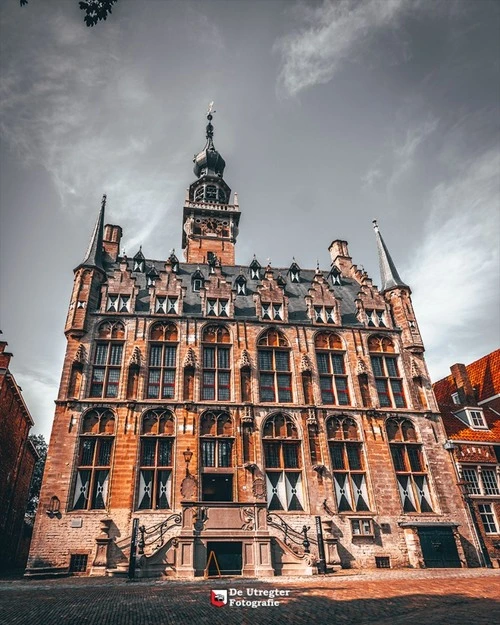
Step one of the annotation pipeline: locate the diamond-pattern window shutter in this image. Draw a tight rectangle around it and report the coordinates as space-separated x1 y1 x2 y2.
138 470 153 509
156 297 166 313
334 473 353 512
73 470 90 509
285 472 304 511
266 472 286 511
107 295 118 312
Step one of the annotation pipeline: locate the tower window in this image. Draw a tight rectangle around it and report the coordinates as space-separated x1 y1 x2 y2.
205 185 217 202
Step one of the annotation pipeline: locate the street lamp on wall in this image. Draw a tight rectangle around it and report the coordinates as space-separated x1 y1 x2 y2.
46 496 61 518
183 448 193 476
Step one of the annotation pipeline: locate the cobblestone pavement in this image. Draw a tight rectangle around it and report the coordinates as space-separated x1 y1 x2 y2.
0 569 499 625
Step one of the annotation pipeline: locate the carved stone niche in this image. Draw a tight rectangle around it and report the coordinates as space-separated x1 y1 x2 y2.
181 474 197 501
252 476 266 500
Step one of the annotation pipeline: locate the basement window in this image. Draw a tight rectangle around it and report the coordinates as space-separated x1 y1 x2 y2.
69 554 88 573
375 556 391 569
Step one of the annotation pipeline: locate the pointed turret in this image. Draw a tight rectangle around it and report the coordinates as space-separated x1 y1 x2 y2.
372 220 409 292
76 195 106 273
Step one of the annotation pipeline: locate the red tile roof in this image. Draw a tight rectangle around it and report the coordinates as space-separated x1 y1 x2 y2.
433 349 500 404
439 404 500 443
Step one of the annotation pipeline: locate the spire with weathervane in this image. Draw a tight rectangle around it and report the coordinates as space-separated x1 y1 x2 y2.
372 220 424 352
372 219 409 292
182 103 240 266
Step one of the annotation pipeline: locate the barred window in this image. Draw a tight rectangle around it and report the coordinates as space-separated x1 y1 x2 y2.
315 332 350 405
137 409 175 510
90 321 125 398
258 330 292 403
327 416 369 512
369 336 406 408
72 410 115 510
201 325 231 401
386 418 432 513
263 414 303 511
147 322 178 399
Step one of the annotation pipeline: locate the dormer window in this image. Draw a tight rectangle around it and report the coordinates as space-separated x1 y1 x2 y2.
469 409 487 429
262 302 283 321
454 407 487 429
156 296 178 315
289 262 301 283
107 294 130 313
329 266 342 286
451 392 460 405
169 253 179 273
147 266 159 287
314 306 335 324
250 258 261 280
134 259 144 272
207 299 229 317
235 275 247 295
192 269 204 293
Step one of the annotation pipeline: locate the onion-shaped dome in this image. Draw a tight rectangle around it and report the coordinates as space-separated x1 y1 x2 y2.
193 112 226 178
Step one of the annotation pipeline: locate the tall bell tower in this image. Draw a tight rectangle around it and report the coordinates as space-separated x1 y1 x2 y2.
182 104 240 265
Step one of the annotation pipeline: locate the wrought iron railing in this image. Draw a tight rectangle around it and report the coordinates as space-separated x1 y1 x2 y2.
267 512 317 556
137 513 182 555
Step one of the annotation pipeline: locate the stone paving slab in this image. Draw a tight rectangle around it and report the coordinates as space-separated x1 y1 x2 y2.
0 569 499 625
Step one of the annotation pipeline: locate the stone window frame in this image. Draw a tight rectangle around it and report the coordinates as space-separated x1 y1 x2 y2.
89 321 125 399
314 332 351 406
386 417 433 514
262 413 304 512
146 321 178 400
257 329 293 404
326 415 370 513
71 408 116 511
368 335 406 409
136 408 176 511
201 325 232 402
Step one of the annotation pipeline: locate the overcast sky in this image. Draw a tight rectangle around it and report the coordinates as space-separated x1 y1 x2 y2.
1 0 499 440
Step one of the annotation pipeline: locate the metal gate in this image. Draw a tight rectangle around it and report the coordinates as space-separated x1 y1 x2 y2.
418 527 461 568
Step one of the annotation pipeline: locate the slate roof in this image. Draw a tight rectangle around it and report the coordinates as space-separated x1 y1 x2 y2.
104 257 368 327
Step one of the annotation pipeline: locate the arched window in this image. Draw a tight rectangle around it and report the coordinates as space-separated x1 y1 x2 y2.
386 418 432 513
146 322 178 399
137 409 175 510
201 325 231 401
263 413 303 511
327 416 369 512
72 409 115 510
200 410 234 502
258 330 292 403
315 332 350 405
368 336 406 408
90 321 125 398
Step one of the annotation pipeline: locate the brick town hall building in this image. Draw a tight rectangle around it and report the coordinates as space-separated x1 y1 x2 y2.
27 111 479 577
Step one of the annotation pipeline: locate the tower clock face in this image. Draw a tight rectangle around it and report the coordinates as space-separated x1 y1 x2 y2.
194 217 230 237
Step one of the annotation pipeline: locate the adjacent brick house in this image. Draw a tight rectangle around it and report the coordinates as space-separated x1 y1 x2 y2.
27 111 477 578
0 338 38 570
433 350 500 568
